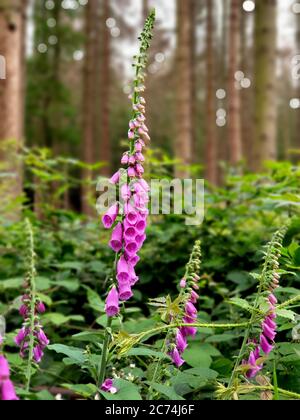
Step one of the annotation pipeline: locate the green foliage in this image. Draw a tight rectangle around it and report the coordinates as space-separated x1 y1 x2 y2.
0 160 300 400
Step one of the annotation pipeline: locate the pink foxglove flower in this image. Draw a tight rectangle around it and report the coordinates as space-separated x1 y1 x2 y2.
101 11 155 319
102 204 119 229
101 379 118 394
15 295 49 364
0 355 18 401
105 287 120 318
167 242 202 368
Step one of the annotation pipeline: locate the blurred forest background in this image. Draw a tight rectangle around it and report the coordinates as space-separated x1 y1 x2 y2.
0 0 300 216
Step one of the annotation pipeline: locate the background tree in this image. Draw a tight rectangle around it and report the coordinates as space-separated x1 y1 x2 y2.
0 0 27 211
253 0 278 169
227 0 242 165
175 0 193 178
205 0 217 184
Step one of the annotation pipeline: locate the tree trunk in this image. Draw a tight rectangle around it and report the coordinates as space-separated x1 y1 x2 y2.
175 0 193 178
241 1 254 169
0 0 27 215
227 0 242 165
82 0 99 216
99 0 111 176
253 0 278 170
143 0 149 22
205 0 217 184
295 0 300 155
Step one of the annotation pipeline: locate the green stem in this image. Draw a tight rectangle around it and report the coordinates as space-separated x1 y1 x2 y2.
238 385 300 400
277 294 300 309
147 336 168 400
25 219 37 393
98 317 113 389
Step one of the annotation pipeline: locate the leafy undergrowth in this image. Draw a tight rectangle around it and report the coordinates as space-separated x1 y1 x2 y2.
0 163 300 400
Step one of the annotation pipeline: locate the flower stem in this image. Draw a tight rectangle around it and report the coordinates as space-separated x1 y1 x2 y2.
25 219 37 393
98 317 113 389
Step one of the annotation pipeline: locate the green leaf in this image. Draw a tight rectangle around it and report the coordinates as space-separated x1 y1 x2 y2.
62 384 98 399
42 313 84 326
100 379 142 401
84 286 104 312
228 297 253 312
184 367 219 380
126 347 168 359
55 279 80 292
148 383 185 400
0 277 23 291
276 309 296 321
72 331 103 343
48 344 86 366
36 276 51 291
206 334 237 343
183 346 212 368
55 261 84 272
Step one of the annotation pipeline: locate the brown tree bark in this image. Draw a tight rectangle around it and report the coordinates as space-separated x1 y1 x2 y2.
99 0 111 176
240 1 254 169
82 0 99 216
175 0 193 178
205 0 218 184
0 0 27 215
227 0 242 165
253 0 278 170
143 0 149 22
295 0 300 154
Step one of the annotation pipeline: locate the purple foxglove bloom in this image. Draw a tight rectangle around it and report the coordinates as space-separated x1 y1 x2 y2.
185 302 197 316
0 335 3 346
110 171 120 185
129 120 135 130
102 204 119 229
138 179 150 192
264 316 276 330
269 293 277 305
135 141 143 152
33 345 44 364
135 218 146 233
20 341 29 358
121 153 129 165
260 334 274 355
121 184 131 202
135 152 145 163
128 254 140 267
176 330 188 354
1 380 19 400
128 129 135 140
129 155 136 165
268 311 277 320
19 304 28 318
125 241 139 256
179 278 186 288
124 225 137 241
101 379 118 394
109 222 123 253
190 290 199 304
262 323 276 341
135 234 146 248
128 166 136 178
36 301 46 314
125 203 138 225
0 356 10 379
135 164 144 176
128 263 139 285
117 255 130 283
105 287 120 317
118 281 133 301
36 329 50 348
169 347 185 368
15 327 29 347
